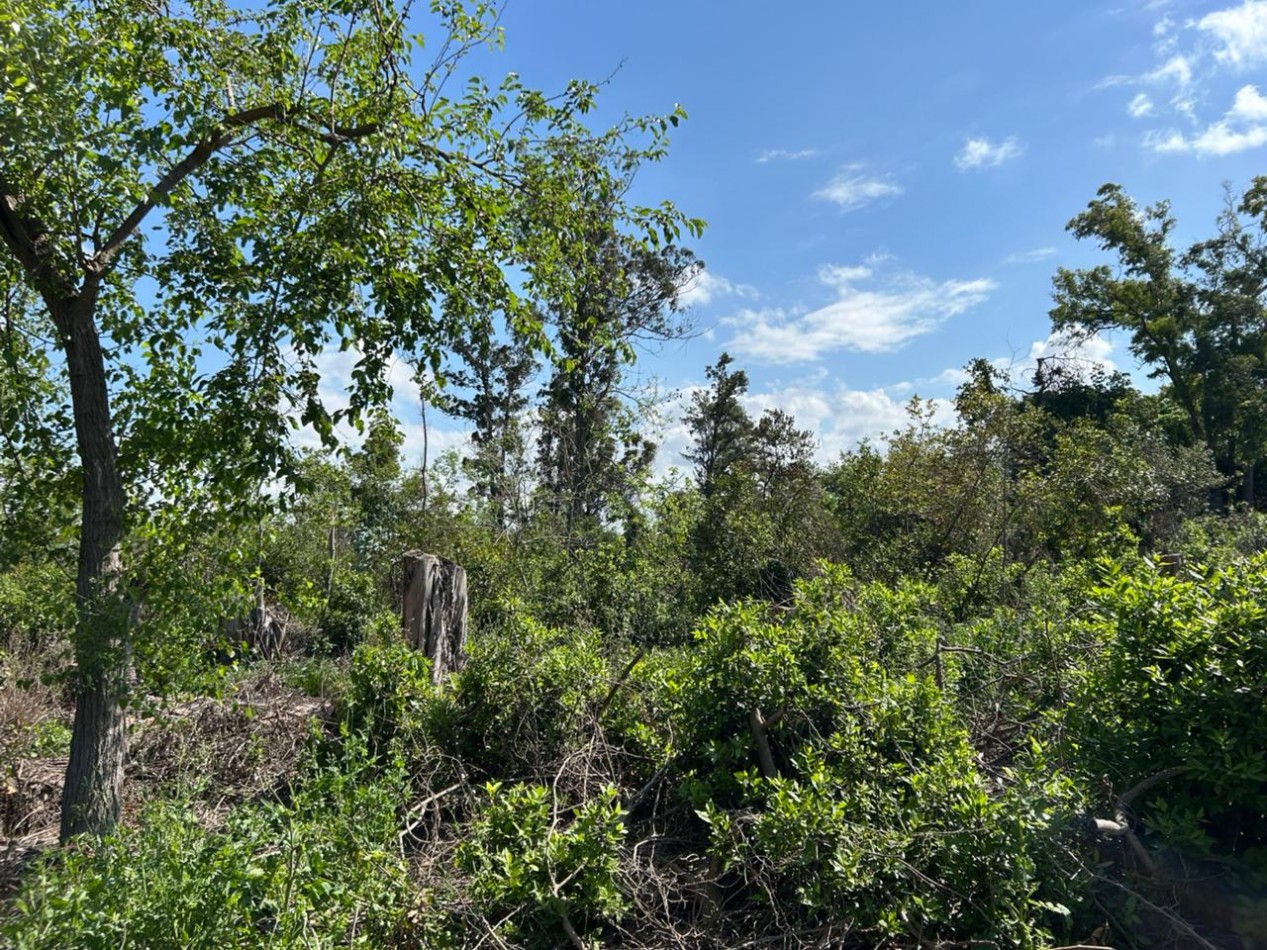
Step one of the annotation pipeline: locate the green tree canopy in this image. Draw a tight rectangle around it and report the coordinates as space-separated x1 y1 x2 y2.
1052 180 1267 504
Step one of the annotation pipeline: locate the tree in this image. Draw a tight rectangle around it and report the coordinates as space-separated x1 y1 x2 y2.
0 0 697 838
1052 180 1267 504
348 410 405 574
682 352 753 497
537 235 699 541
439 311 539 529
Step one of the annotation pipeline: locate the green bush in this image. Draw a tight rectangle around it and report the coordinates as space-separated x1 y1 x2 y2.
1069 555 1267 860
3 737 412 949
319 571 395 655
345 643 438 755
0 561 74 654
454 610 612 777
670 567 1086 945
456 781 626 948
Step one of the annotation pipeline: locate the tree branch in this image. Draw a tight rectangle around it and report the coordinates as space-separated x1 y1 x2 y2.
93 104 381 271
749 706 777 780
0 191 73 301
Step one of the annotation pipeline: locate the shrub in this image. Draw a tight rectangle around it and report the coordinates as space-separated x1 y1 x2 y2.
1069 555 1267 860
453 611 612 778
456 781 626 948
345 643 438 755
319 571 395 655
3 737 412 949
670 567 1087 945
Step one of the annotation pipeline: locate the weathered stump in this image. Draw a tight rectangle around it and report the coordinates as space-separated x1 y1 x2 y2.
401 552 468 683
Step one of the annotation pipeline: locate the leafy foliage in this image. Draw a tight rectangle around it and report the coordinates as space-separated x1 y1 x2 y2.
1070 556 1267 860
4 738 412 949
457 782 626 948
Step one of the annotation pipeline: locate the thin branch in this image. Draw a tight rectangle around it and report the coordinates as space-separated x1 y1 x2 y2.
597 647 646 719
1117 766 1186 809
94 105 381 270
1094 873 1218 950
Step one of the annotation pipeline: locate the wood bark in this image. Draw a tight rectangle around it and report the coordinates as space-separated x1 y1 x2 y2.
55 290 130 841
401 552 468 683
748 706 777 780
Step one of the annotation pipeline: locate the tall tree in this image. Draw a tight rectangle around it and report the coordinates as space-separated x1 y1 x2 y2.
0 0 696 838
683 352 753 497
1052 180 1267 504
439 311 539 528
537 236 700 540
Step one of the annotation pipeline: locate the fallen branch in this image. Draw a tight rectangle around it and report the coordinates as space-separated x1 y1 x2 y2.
1091 814 1158 876
1117 765 1186 808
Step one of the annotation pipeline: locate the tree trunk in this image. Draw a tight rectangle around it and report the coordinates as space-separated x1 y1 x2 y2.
401 552 468 684
54 290 130 841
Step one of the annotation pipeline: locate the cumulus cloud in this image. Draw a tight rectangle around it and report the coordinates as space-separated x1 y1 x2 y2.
1117 2 1267 154
984 330 1118 387
652 375 948 475
954 136 1024 170
292 343 471 467
724 260 995 363
1022 329 1117 375
1199 0 1267 68
740 382 956 460
812 165 902 211
756 147 821 164
678 268 757 309
1146 83 1267 154
660 331 1120 477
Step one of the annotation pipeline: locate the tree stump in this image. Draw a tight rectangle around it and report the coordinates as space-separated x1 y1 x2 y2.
401 552 468 683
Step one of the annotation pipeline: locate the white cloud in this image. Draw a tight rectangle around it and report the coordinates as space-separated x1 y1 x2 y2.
724 260 996 362
1145 83 1267 154
1145 53 1194 88
1005 247 1057 265
812 165 902 211
740 382 956 461
1198 0 1267 68
291 343 472 468
1128 92 1155 117
756 147 821 164
1019 330 1118 376
657 375 956 472
1118 2 1267 154
679 268 757 309
1230 81 1267 119
661 332 1120 476
1192 120 1267 153
954 136 1024 170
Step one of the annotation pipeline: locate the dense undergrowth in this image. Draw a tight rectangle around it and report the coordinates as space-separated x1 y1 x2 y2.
5 545 1267 947
4 334 1267 947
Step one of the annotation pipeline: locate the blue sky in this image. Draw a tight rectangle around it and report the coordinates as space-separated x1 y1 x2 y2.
325 0 1267 468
